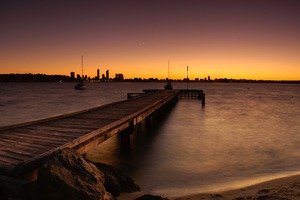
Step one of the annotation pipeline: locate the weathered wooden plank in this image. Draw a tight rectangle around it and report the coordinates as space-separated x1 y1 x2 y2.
0 137 52 151
58 118 113 126
0 98 131 132
68 114 124 121
0 156 20 165
13 128 81 140
2 130 71 144
0 159 12 165
1 143 42 157
39 122 99 130
0 141 42 156
72 107 127 119
0 153 25 164
0 132 63 147
0 150 32 160
30 125 92 135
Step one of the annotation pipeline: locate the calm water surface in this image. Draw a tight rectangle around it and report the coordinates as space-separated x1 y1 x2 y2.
1 82 299 197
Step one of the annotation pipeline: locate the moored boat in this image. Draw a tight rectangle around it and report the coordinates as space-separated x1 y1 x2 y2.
74 56 85 90
74 82 84 90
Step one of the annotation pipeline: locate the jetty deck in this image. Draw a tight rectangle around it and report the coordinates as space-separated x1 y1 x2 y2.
0 90 178 177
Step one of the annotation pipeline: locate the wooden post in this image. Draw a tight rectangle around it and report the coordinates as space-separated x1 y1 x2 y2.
202 93 205 106
145 114 153 129
120 130 130 152
120 120 134 151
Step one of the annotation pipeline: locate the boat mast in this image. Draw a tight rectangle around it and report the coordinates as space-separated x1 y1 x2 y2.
187 66 189 90
81 55 84 80
168 60 170 80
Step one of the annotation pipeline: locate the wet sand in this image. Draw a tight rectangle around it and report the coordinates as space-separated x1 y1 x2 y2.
119 174 300 200
174 174 300 200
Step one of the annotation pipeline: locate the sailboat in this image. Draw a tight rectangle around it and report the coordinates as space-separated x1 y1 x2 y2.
164 60 173 90
74 56 85 90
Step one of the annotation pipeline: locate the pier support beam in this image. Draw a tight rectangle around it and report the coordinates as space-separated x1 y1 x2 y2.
120 120 134 151
145 114 154 129
120 130 130 151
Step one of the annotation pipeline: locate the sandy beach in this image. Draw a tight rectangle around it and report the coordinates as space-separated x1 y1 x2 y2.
173 174 300 200
119 174 300 200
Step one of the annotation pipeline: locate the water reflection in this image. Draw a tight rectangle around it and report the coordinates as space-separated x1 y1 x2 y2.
86 90 300 197
2 82 299 197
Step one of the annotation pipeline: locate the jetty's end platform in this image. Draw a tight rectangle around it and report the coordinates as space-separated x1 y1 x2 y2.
141 89 205 105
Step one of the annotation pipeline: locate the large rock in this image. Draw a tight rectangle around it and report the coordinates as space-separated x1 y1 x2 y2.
37 148 114 200
93 162 141 196
135 194 169 200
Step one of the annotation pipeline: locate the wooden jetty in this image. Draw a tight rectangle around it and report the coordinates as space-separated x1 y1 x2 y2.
0 89 205 180
0 90 179 178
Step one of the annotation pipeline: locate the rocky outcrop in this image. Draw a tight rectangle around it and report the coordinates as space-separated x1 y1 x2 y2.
93 162 141 196
36 148 114 200
135 194 169 200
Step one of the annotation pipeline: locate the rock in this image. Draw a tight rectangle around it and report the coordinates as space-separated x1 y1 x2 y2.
135 194 169 200
210 194 223 198
37 148 114 200
256 195 289 200
233 197 247 200
258 189 271 194
93 162 141 196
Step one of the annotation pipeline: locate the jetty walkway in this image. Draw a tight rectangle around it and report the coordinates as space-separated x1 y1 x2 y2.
0 90 179 177
0 89 204 178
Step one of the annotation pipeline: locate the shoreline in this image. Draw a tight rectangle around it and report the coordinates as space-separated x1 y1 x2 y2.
119 173 300 200
176 173 300 200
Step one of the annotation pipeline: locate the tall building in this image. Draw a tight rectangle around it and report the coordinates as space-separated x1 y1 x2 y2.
70 72 75 79
106 70 109 81
97 69 100 80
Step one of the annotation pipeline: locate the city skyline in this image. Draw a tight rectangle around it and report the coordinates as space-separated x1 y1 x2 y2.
2 71 300 83
1 1 300 80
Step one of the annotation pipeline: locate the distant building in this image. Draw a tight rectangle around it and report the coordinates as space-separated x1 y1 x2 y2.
70 72 75 79
106 70 109 81
96 69 100 80
115 73 124 81
208 76 211 81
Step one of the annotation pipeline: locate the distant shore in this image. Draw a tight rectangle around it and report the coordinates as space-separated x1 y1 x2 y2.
0 73 300 83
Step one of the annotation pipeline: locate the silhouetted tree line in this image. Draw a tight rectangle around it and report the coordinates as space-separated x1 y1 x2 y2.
0 74 74 82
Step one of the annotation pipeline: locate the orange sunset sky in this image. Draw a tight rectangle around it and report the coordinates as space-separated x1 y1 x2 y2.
1 0 300 80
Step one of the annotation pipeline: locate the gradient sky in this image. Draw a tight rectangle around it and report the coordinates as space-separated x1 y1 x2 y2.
1 0 300 80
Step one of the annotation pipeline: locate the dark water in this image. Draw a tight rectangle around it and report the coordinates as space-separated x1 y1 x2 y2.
1 82 299 197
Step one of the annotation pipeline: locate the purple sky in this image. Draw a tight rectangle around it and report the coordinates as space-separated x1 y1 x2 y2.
1 0 300 80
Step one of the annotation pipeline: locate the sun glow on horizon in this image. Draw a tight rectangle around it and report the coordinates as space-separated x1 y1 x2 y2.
1 1 299 81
